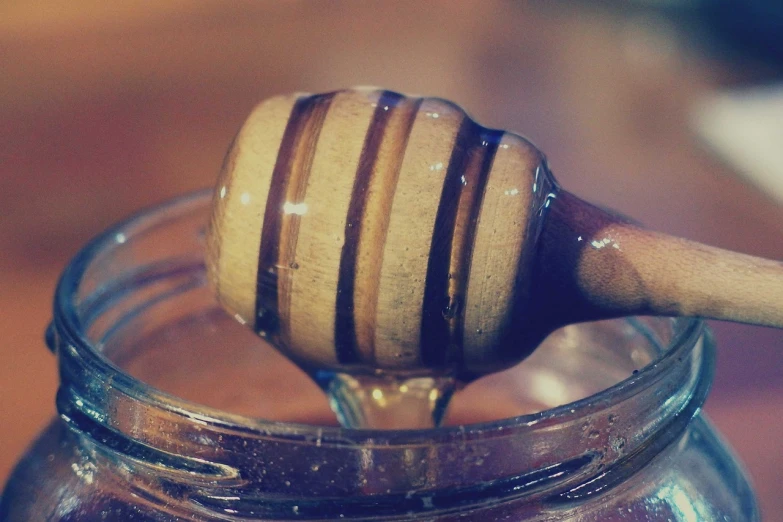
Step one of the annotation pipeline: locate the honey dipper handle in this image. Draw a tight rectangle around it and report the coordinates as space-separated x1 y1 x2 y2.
533 191 783 329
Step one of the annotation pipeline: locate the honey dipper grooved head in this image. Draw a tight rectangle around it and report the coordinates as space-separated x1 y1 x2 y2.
206 87 557 377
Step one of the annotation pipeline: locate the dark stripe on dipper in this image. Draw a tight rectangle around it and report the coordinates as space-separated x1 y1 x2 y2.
255 94 334 338
420 120 500 368
334 91 406 364
451 129 502 359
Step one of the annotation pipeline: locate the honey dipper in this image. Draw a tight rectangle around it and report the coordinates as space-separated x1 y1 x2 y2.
206 87 783 380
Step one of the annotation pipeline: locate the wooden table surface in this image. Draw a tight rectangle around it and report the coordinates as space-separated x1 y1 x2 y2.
1 1 781 518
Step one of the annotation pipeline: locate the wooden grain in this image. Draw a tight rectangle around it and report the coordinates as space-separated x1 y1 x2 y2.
539 192 783 330
206 88 550 375
207 87 783 378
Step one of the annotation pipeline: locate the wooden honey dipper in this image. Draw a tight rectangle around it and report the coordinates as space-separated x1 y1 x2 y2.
206 87 783 380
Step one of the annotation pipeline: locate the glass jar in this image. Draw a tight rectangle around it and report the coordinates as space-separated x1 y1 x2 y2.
0 191 758 521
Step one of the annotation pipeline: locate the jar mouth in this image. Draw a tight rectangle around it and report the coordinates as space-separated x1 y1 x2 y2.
52 189 706 445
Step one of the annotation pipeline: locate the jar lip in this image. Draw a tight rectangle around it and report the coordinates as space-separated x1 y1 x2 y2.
53 189 706 446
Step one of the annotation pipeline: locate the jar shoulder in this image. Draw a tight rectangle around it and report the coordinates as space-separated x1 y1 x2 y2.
452 414 758 521
0 420 194 522
1 415 758 521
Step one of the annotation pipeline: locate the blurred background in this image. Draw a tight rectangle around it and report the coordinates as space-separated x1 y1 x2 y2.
1 0 782 517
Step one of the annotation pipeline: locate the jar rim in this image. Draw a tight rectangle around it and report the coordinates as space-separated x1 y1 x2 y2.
52 189 706 446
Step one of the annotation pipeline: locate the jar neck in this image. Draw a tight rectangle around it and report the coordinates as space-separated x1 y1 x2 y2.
49 192 714 518
50 317 711 516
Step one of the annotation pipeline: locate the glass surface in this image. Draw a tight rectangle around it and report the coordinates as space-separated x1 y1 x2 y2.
0 191 758 521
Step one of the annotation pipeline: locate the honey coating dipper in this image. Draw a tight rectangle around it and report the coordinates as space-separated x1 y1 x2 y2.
206 87 783 379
